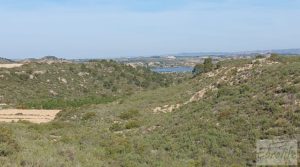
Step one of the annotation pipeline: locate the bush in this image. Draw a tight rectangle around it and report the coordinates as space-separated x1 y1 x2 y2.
192 64 205 75
216 62 222 69
24 96 117 109
109 123 123 132
82 112 97 120
258 100 280 113
282 85 297 94
119 110 140 120
18 73 29 81
255 55 265 59
193 58 214 76
268 53 281 62
125 120 141 129
0 127 19 156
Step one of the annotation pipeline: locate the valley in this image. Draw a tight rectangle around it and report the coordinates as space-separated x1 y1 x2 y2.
2 0 300 165
0 54 299 166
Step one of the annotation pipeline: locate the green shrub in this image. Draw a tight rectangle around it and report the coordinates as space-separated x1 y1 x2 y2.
268 53 280 62
193 58 214 76
255 55 265 59
103 80 113 89
24 96 117 109
28 121 72 133
125 120 141 129
192 64 204 75
282 85 297 94
0 127 19 157
109 123 123 131
82 112 96 120
217 87 239 98
119 109 140 120
216 62 222 69
253 60 260 65
239 85 251 94
18 73 29 81
258 100 280 113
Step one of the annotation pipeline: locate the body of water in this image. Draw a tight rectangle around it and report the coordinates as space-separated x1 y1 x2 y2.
151 66 193 73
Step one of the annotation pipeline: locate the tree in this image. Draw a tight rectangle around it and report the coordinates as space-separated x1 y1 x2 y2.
192 64 204 75
268 53 280 62
203 58 214 72
255 54 265 59
192 58 214 76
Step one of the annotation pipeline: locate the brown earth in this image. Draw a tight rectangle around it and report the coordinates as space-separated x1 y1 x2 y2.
0 109 61 123
0 64 23 68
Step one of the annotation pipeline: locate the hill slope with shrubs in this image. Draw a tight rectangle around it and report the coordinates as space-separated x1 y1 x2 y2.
0 60 174 109
0 55 299 166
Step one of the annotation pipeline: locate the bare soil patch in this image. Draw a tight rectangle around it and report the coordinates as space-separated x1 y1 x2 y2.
0 64 23 68
0 109 61 123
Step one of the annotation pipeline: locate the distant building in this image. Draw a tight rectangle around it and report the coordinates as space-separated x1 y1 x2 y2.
165 56 176 60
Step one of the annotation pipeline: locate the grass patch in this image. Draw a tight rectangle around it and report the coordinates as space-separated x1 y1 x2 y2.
23 96 117 109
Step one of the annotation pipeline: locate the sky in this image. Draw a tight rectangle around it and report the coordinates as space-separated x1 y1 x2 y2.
0 0 300 59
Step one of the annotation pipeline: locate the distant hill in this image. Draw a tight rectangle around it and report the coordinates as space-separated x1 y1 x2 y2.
0 57 14 63
270 48 300 54
174 48 300 57
115 49 300 69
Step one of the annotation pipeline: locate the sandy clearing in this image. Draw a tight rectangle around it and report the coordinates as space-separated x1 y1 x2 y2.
0 64 23 68
0 109 61 123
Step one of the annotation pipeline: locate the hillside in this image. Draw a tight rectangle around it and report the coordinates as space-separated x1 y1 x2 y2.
0 57 14 63
0 56 299 166
0 60 174 109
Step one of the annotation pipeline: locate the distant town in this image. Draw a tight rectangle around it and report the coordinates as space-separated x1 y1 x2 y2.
1 48 300 69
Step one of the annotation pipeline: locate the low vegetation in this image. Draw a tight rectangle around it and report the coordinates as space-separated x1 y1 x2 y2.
0 55 299 166
0 60 174 109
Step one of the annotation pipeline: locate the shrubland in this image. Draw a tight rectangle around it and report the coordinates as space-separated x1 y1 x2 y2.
0 55 299 166
0 60 174 109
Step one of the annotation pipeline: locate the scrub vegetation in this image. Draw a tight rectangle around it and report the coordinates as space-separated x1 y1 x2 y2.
0 55 299 166
0 60 174 109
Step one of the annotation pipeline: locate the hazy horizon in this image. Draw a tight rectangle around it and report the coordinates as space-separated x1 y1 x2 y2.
2 48 300 60
1 0 300 59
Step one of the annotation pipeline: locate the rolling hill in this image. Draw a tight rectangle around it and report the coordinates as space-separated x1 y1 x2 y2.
0 55 299 166
0 60 175 109
0 57 14 63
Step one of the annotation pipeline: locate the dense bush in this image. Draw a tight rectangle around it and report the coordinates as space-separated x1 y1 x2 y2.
192 58 214 75
82 112 97 120
109 123 123 132
119 109 140 120
125 120 141 129
0 127 19 157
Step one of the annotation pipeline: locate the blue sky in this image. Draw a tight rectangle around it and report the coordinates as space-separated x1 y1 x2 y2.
0 0 300 59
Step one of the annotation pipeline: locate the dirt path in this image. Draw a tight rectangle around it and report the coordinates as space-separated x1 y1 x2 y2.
0 109 61 123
